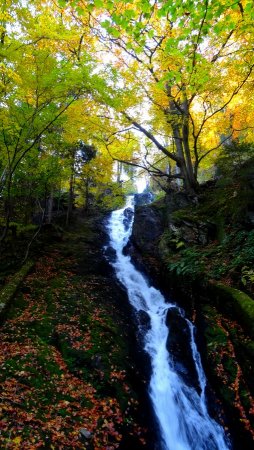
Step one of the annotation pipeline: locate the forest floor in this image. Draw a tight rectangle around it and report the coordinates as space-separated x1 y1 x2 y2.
0 212 153 449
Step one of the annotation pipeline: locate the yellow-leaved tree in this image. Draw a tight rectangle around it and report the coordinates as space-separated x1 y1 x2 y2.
66 0 254 192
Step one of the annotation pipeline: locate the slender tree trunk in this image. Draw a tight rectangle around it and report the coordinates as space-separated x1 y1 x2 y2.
116 161 123 183
47 189 54 224
0 0 7 45
0 173 12 243
0 204 10 243
182 97 197 190
22 199 45 264
66 164 75 226
84 178 89 212
57 184 61 213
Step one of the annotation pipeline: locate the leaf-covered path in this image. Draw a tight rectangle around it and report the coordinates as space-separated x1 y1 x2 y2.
0 214 151 449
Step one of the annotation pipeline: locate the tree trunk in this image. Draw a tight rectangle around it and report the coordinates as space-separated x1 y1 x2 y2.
66 165 75 226
167 87 198 192
47 189 54 224
0 173 12 243
116 161 123 183
170 122 193 191
182 97 197 190
84 178 89 212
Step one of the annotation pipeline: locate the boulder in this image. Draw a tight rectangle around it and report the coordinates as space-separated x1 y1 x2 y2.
123 207 134 230
166 307 200 392
136 310 151 333
134 192 154 206
168 220 215 246
165 190 197 215
131 205 164 255
104 246 117 262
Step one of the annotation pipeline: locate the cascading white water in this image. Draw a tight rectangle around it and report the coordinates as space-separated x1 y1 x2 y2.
106 196 230 450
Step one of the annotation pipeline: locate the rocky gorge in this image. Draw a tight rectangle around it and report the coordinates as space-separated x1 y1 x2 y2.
127 184 254 449
0 167 254 449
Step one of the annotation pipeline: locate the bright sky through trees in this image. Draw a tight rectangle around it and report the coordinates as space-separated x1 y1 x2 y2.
0 0 253 241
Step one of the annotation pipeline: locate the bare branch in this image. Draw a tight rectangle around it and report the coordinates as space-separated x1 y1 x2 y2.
123 112 180 164
197 132 234 165
106 143 181 181
194 63 254 144
211 29 235 63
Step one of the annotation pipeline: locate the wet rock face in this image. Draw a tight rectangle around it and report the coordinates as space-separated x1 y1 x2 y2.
123 207 134 230
136 310 151 334
166 307 200 392
131 190 215 255
134 192 154 206
131 205 164 255
164 190 215 245
169 220 215 246
165 190 195 215
124 207 134 219
104 246 117 262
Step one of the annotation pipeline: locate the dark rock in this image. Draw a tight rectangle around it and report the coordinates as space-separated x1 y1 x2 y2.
122 240 133 256
132 205 164 255
165 190 196 215
134 192 154 206
79 428 93 442
166 307 200 392
136 310 151 332
123 207 134 229
163 190 216 245
122 219 130 230
124 207 134 220
104 246 117 262
168 220 215 246
246 211 254 226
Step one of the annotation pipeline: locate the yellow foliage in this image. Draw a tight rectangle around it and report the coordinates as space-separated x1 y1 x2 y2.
12 436 21 446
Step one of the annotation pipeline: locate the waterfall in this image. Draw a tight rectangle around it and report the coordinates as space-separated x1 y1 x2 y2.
106 196 231 450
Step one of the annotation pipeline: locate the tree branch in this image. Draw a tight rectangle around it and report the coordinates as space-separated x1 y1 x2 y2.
197 132 234 165
123 112 180 164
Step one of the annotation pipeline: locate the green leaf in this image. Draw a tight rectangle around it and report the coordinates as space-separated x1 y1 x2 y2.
94 0 104 7
213 23 222 35
241 277 247 286
101 20 111 29
126 42 133 50
245 2 254 12
124 9 136 20
76 6 84 16
58 0 66 7
176 241 185 249
107 0 116 8
110 28 121 38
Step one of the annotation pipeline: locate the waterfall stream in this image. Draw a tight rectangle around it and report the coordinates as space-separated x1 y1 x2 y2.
106 196 231 450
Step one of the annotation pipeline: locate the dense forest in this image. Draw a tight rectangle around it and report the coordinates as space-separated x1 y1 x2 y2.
0 0 254 449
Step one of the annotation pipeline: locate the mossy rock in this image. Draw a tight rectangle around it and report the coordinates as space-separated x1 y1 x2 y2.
0 260 34 318
209 283 254 339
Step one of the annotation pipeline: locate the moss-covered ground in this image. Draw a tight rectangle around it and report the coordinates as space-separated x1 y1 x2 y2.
156 171 254 295
0 214 148 449
201 303 254 445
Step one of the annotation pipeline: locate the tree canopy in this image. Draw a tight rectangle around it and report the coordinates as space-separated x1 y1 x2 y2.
0 0 254 243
